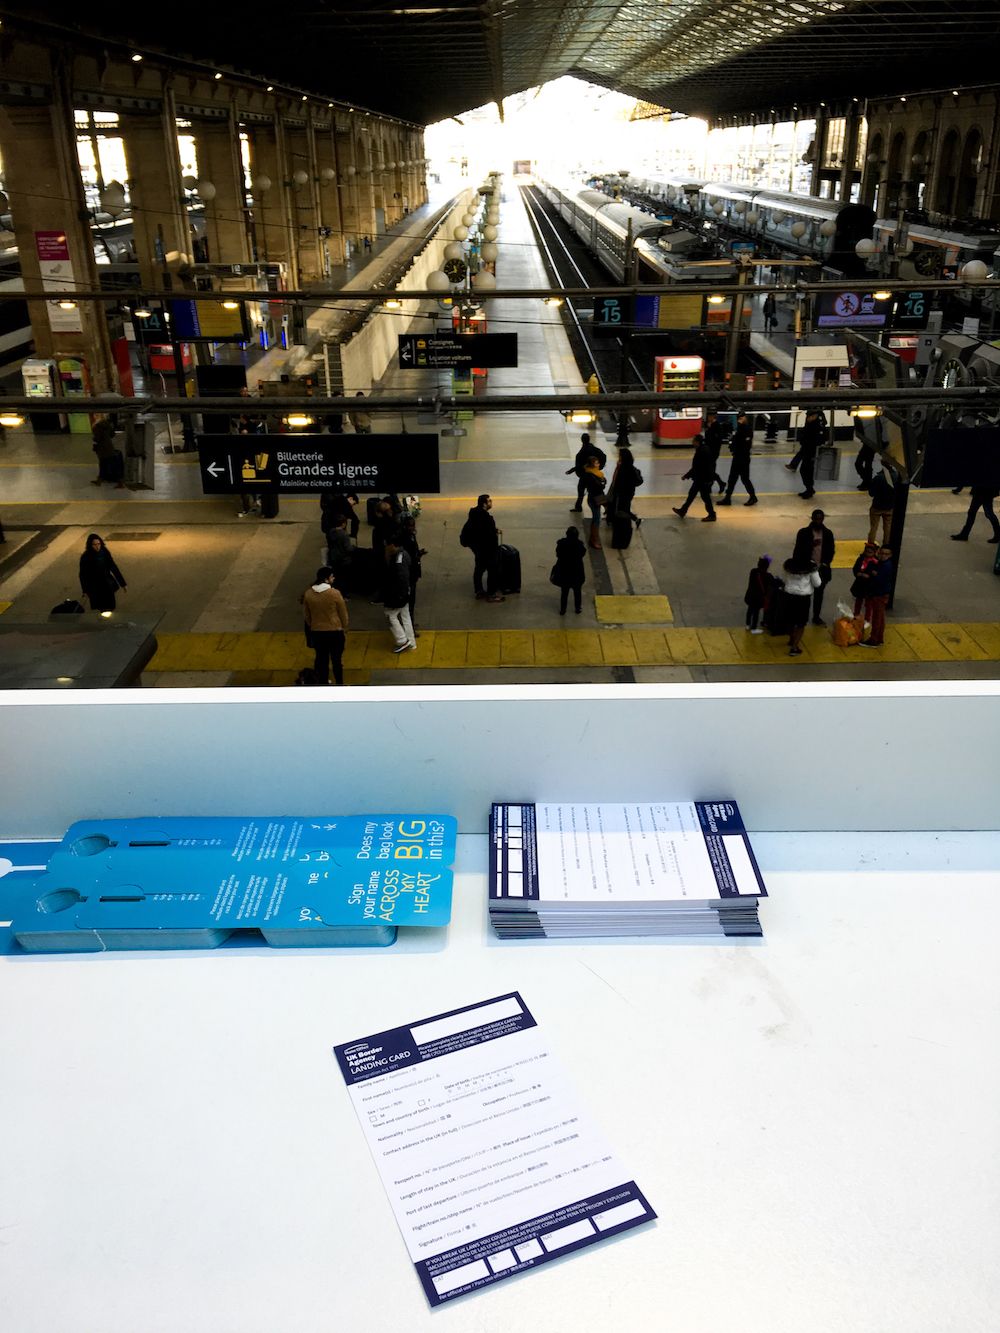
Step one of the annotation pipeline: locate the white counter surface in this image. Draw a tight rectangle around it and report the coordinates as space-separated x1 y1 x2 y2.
1 832 998 1333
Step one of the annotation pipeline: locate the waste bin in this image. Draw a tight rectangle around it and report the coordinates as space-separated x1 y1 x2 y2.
815 446 841 481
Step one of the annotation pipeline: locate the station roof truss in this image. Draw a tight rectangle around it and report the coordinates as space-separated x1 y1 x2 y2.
2 1 999 124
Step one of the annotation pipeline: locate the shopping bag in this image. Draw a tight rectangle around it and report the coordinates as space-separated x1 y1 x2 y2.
832 616 860 647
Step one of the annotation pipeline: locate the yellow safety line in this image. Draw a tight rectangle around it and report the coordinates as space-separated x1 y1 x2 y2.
148 623 1000 675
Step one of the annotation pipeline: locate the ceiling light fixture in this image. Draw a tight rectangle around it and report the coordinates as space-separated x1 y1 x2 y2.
131 53 143 63
221 300 240 310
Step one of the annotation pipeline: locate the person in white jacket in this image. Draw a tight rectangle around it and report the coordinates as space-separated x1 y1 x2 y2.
781 557 821 657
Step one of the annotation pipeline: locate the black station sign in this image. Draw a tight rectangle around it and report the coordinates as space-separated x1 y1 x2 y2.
397 333 518 369
197 434 441 495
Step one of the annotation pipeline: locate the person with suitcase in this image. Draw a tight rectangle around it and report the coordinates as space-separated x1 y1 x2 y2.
78 533 127 612
606 447 644 548
459 494 504 602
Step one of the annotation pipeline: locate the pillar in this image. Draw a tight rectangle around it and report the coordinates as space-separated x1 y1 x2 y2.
315 125 344 266
193 112 252 266
120 87 192 291
286 121 324 283
839 109 862 202
0 56 117 393
334 127 360 249
249 120 298 286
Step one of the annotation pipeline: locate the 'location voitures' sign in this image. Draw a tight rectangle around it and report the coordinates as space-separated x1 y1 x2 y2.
398 333 518 369
197 435 440 495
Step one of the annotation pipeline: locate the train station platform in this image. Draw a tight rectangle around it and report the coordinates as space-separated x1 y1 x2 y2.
1 182 998 688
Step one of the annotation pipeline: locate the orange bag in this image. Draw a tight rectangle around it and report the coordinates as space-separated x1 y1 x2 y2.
833 616 860 647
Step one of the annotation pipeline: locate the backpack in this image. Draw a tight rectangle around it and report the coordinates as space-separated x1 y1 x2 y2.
632 466 644 488
459 518 473 548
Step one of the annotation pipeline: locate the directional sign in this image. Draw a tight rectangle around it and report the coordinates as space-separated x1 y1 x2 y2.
397 333 517 369
197 434 440 495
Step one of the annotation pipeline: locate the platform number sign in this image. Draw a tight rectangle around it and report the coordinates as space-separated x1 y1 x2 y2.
891 289 930 331
593 295 632 336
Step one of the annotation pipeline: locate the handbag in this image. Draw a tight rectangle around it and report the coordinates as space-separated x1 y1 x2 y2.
548 563 561 587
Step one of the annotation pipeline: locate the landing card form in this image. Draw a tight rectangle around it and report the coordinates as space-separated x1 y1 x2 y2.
334 992 655 1307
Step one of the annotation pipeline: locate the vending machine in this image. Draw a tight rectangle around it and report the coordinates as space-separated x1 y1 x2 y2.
21 358 62 432
653 354 705 445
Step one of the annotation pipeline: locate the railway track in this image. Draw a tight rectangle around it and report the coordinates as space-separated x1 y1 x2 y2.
519 183 652 438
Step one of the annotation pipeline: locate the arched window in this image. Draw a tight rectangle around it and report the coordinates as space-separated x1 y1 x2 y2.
955 128 983 217
935 128 960 214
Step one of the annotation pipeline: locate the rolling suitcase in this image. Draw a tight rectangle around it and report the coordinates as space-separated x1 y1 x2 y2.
610 513 633 549
259 490 279 519
496 543 521 594
763 577 789 636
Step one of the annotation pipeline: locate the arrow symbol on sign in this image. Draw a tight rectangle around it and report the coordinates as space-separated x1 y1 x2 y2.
207 462 225 477
401 342 413 363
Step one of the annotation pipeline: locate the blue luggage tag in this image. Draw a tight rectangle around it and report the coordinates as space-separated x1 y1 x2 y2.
13 816 456 953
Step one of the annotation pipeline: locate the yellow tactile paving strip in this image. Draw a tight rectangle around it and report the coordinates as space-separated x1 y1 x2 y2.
595 595 673 624
149 622 1000 676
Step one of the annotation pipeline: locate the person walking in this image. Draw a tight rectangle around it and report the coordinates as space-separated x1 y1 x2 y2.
762 291 777 335
673 434 718 522
854 439 875 490
567 432 607 512
301 567 349 685
552 526 587 615
743 555 773 633
780 556 821 656
787 408 824 499
460 493 504 602
381 535 416 652
719 410 757 506
793 509 835 625
349 392 372 435
79 533 127 612
606 446 643 543
951 484 1000 543
859 546 894 648
703 410 729 463
867 466 897 545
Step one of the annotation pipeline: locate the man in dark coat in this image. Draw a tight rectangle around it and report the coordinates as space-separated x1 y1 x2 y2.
461 493 504 601
787 408 825 500
793 508 836 625
719 410 757 506
673 435 718 522
951 484 1000 543
568 432 607 512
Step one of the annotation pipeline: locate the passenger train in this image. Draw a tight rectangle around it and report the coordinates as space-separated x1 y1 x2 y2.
590 174 876 277
535 181 738 284
601 172 1000 290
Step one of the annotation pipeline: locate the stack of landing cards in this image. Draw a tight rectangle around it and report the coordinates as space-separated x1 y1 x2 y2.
489 802 766 940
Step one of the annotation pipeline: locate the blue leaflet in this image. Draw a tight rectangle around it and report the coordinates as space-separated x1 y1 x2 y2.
11 815 456 953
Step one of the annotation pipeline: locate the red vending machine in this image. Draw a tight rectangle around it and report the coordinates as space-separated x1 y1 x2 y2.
653 354 705 446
